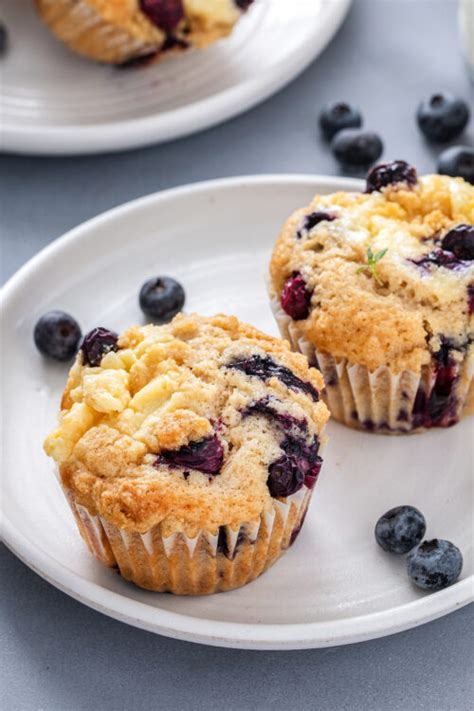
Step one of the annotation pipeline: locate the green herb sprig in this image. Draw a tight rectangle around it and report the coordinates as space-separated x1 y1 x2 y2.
356 247 388 285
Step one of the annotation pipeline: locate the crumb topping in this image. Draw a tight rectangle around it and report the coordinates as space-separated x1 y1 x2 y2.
44 314 329 533
270 175 474 372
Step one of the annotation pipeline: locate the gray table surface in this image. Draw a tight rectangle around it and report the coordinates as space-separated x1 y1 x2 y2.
1 1 473 709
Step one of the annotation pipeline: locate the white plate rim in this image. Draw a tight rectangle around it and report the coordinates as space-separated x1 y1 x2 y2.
2 174 473 650
0 0 352 155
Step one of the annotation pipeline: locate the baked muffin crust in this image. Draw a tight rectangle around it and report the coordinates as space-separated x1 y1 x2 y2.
270 174 474 374
36 0 251 64
45 314 329 535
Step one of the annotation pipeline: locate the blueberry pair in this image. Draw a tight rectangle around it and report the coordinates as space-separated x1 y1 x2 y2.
375 506 463 592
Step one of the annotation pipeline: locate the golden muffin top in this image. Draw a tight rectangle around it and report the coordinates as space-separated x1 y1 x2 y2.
269 165 474 373
44 314 329 534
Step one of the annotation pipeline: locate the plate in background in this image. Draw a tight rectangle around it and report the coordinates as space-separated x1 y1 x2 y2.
0 0 351 155
1 175 472 649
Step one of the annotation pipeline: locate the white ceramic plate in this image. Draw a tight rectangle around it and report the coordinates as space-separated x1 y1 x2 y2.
1 175 473 650
0 0 351 156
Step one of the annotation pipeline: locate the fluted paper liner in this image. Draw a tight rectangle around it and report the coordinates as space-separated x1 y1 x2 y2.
64 484 314 595
271 299 473 434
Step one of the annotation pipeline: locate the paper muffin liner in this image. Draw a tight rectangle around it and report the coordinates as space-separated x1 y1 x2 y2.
271 299 474 434
37 0 162 64
64 483 315 595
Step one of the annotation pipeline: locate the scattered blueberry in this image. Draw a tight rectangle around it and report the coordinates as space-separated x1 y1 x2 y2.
280 273 312 320
366 160 417 193
417 93 470 142
227 354 319 402
140 0 184 31
0 23 8 56
156 434 224 475
34 310 82 362
297 211 336 238
407 539 463 591
441 225 474 261
81 327 119 367
375 506 426 554
139 276 185 322
437 146 474 184
319 102 362 140
331 129 383 167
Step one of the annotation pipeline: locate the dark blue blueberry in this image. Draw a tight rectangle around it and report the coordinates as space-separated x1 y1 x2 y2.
156 434 223 475
412 340 460 429
407 539 463 591
243 398 308 434
417 93 470 142
437 146 474 184
441 224 474 261
139 276 185 322
410 248 469 271
140 0 184 32
34 310 82 362
81 327 119 367
319 102 362 140
0 23 8 56
375 506 426 554
280 273 312 320
331 129 383 167
297 211 336 238
267 454 305 497
366 161 417 193
267 434 322 497
227 354 319 402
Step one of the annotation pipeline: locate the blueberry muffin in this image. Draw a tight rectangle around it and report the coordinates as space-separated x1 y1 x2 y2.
269 161 474 433
44 314 329 594
36 0 254 65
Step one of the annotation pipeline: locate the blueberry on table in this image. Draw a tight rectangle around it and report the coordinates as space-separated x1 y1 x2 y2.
417 93 470 142
375 506 426 554
139 276 185 321
441 224 474 261
319 102 362 140
331 129 383 167
407 539 463 591
81 327 119 366
34 310 82 362
437 146 474 184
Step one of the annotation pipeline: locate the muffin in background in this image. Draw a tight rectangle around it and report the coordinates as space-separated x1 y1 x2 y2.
269 161 474 434
44 314 329 594
36 0 255 65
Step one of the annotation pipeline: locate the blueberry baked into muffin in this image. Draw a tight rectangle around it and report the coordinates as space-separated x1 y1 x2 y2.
44 314 329 594
36 0 254 65
269 161 474 433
